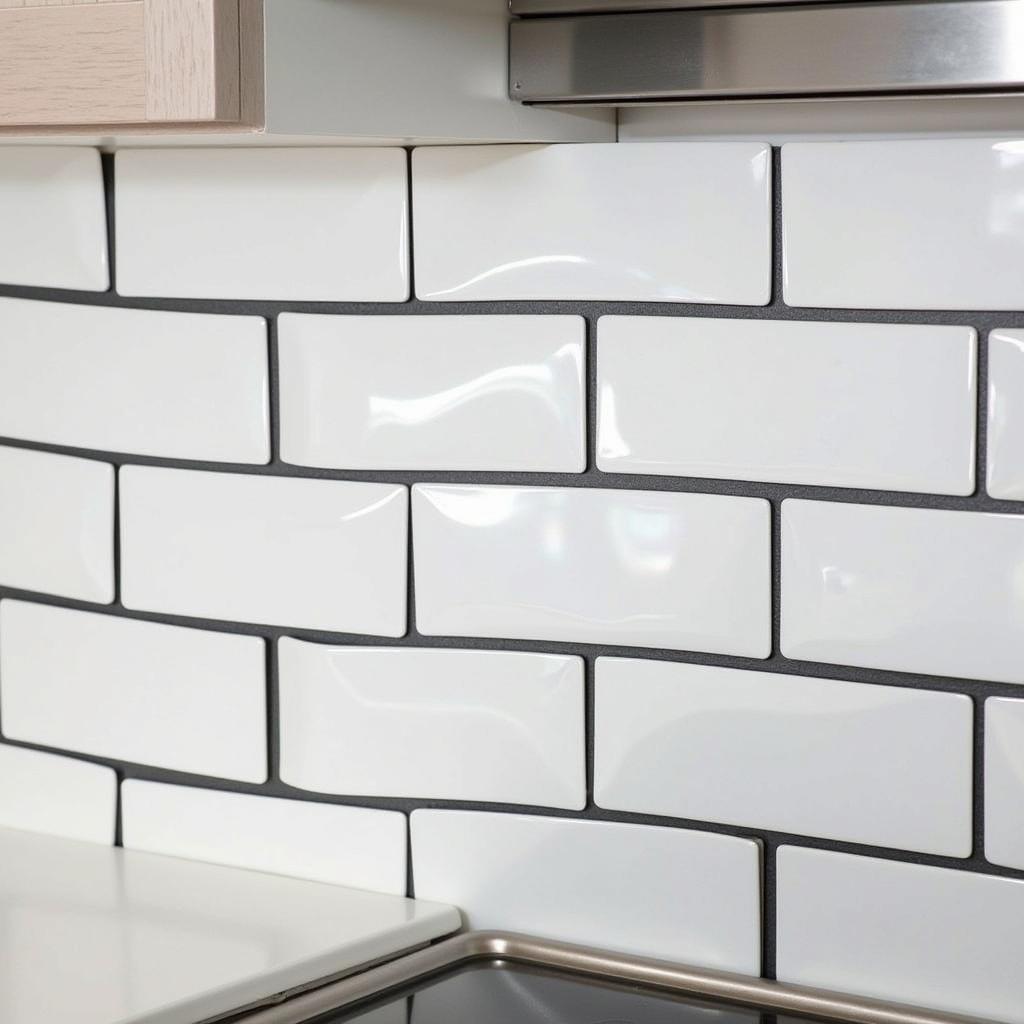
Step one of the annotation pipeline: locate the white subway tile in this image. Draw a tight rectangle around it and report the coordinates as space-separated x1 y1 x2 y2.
0 147 107 291
777 847 1024 1022
413 143 770 304
0 446 113 603
598 316 976 495
413 485 770 656
0 744 115 845
120 468 407 636
121 781 407 896
0 298 268 463
412 810 761 973
0 600 266 782
596 658 972 857
987 329 1024 499
985 697 1024 870
116 149 408 301
279 640 585 809
783 139 1024 309
279 314 585 472
782 500 1024 683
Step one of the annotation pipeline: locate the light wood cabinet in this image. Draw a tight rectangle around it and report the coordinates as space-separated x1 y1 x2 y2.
0 0 263 129
0 0 612 144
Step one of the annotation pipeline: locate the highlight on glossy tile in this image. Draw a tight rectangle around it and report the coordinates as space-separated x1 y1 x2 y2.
413 142 771 303
279 314 586 472
412 483 771 656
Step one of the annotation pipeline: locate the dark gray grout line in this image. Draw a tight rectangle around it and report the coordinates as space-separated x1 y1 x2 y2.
0 144 1020 945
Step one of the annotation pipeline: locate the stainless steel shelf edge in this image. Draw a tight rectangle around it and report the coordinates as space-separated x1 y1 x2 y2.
232 931 1001 1024
509 0 1024 104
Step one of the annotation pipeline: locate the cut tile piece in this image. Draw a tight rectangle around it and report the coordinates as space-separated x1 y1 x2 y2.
279 314 586 472
985 697 1024 870
0 446 114 603
781 499 1024 683
413 484 769 655
596 658 972 856
414 143 770 303
987 329 1024 499
122 781 407 895
783 138 1024 309
598 316 976 495
777 847 1024 1023
279 640 585 809
412 809 761 973
116 148 409 300
0 147 107 291
0 744 115 845
0 298 268 463
0 600 266 782
120 467 408 636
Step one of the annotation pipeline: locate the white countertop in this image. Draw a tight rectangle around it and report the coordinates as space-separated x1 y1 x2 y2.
0 826 461 1024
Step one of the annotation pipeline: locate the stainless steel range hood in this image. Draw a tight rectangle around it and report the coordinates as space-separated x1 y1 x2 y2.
508 0 1024 105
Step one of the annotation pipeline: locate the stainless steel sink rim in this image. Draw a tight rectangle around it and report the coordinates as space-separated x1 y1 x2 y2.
228 930 1000 1024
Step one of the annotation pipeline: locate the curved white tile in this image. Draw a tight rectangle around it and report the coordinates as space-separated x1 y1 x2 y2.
985 697 1024 870
0 147 108 291
987 329 1024 499
413 484 770 656
122 781 408 895
0 745 115 846
0 298 269 464
279 640 585 809
412 809 761 974
595 658 972 856
279 314 585 472
413 143 771 303
0 446 114 603
116 149 409 301
783 138 1024 310
598 316 976 495
0 600 267 782
777 847 1024 1023
120 467 408 636
781 499 1024 682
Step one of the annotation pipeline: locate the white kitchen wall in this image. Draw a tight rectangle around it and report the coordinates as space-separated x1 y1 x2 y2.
0 137 1022 1021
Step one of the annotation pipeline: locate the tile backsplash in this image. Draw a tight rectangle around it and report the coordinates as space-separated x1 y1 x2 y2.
2 138 1024 1021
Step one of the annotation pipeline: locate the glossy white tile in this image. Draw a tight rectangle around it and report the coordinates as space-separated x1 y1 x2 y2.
0 600 266 782
0 446 114 603
122 781 408 896
413 143 771 303
0 147 107 291
0 298 268 463
598 316 976 494
0 828 458 1024
781 499 1024 682
120 467 407 636
412 810 761 973
116 148 409 301
595 658 972 856
279 640 585 809
279 314 586 472
777 847 1024 1022
987 329 1024 499
985 697 1024 870
783 139 1024 309
413 485 770 656
0 745 115 845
